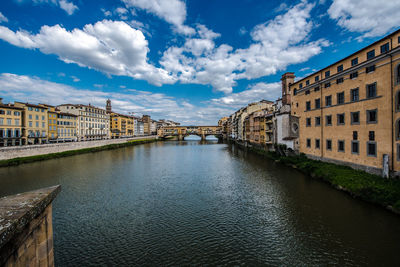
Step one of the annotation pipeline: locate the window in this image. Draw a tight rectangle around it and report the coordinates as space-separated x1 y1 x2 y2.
306 101 311 111
366 65 375 73
315 139 320 149
350 88 359 102
29 121 32 127
315 98 321 109
325 82 331 88
351 58 358 66
353 131 358 140
351 111 360 124
380 42 389 53
350 71 358 79
15 119 19 126
352 141 359 154
299 83 303 89
325 70 330 78
369 131 375 141
0 110 4 115
35 115 39 120
36 121 39 127
306 118 311 127
366 82 377 98
367 142 377 157
14 111 20 116
29 114 32 119
306 138 311 148
336 77 344 84
337 64 343 72
305 90 310 95
326 115 332 126
314 86 320 92
396 91 400 111
367 49 375 59
6 110 11 115
337 113 345 125
7 119 11 125
293 89 297 95
315 116 321 126
325 95 332 106
42 116 45 120
306 80 310 86
337 92 345 104
326 139 332 150
338 140 345 152
315 76 319 82
366 109 377 123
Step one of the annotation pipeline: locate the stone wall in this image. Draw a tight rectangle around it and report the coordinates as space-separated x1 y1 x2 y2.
0 135 157 160
0 186 61 267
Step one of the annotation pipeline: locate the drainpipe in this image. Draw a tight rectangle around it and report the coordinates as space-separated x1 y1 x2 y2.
320 75 323 159
390 38 394 176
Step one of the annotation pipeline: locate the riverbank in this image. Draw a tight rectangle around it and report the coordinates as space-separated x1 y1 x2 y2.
235 142 400 215
0 138 158 167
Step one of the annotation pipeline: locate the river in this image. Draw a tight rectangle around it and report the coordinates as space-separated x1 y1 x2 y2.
0 139 399 266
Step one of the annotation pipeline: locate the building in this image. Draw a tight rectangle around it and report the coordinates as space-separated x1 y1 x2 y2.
110 113 134 138
142 115 151 135
57 112 77 142
57 104 110 141
14 102 49 145
150 120 157 135
0 98 23 146
290 29 400 176
39 104 58 142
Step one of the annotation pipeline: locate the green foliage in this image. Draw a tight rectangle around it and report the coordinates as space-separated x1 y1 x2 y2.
0 139 158 168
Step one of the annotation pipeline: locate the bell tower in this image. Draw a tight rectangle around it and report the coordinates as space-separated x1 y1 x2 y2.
281 72 295 105
106 99 112 114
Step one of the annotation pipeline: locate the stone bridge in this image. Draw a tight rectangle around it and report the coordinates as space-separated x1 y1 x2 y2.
158 126 223 141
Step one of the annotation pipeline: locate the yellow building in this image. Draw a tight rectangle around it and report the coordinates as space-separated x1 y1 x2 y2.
57 112 77 142
290 29 400 176
14 102 49 145
142 115 151 135
110 113 134 138
0 98 23 146
39 104 58 142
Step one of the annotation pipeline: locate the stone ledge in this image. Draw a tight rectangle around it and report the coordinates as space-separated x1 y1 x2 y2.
0 185 61 251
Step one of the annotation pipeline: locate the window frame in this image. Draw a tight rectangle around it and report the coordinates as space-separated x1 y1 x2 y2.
367 49 375 60
306 138 311 148
306 117 311 127
367 141 377 157
315 116 321 126
338 140 345 152
325 115 332 126
380 42 389 54
351 111 360 125
351 58 358 66
325 95 332 107
366 109 378 124
337 64 343 72
326 139 332 151
337 91 345 105
351 140 359 155
366 82 377 98
315 139 320 149
337 113 345 125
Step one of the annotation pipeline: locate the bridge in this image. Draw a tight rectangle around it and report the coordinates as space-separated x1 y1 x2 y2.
158 126 223 141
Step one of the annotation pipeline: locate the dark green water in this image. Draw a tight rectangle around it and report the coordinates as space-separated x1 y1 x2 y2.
0 140 399 266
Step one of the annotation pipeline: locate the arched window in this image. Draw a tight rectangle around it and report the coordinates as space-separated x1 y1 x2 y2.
396 91 400 112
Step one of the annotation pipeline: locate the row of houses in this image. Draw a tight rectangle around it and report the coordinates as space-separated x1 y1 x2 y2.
220 29 400 177
0 99 180 146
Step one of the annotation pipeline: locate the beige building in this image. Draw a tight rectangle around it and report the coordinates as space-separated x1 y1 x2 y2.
14 102 48 145
290 29 400 176
142 115 151 135
39 104 58 142
58 104 110 141
57 112 77 142
110 113 134 138
0 98 23 146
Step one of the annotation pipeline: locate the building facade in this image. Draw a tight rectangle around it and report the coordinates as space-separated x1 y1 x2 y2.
0 99 23 146
57 112 77 142
290 29 400 176
14 102 48 145
110 113 134 138
57 104 110 141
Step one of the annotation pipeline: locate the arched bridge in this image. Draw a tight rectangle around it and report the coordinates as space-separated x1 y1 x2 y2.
158 126 223 141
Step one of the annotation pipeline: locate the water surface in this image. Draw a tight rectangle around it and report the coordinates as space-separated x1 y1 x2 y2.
0 140 399 266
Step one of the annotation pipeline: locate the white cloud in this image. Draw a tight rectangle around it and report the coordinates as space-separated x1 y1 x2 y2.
210 82 280 109
161 1 328 94
0 73 231 125
122 0 195 35
0 12 8 23
328 0 400 38
101 8 112 17
0 20 175 86
23 0 78 15
70 75 79 82
58 0 78 15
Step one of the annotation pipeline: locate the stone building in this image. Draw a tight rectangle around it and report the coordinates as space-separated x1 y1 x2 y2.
142 115 151 135
290 29 400 176
57 104 110 141
0 98 23 146
57 112 78 142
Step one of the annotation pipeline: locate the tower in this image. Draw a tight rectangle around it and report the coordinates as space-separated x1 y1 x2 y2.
281 72 295 105
106 99 112 114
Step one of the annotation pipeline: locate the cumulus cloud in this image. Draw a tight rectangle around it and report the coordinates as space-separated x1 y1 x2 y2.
161 1 328 93
122 0 195 35
0 12 8 23
328 0 400 38
22 0 78 15
0 73 231 125
210 82 281 109
0 20 175 86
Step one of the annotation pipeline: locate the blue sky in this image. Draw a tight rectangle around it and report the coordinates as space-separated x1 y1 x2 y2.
0 0 399 125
